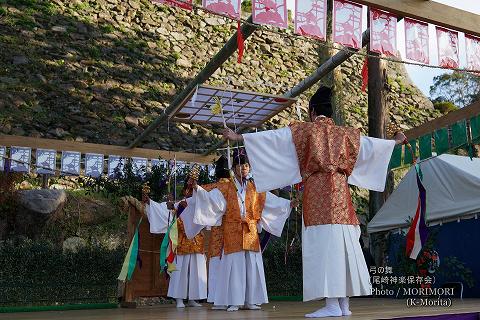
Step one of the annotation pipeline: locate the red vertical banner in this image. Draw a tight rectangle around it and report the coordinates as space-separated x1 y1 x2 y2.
252 0 288 29
333 0 363 49
404 18 429 64
152 0 193 10
295 0 327 40
370 8 397 56
203 0 241 19
465 35 480 71
436 27 459 69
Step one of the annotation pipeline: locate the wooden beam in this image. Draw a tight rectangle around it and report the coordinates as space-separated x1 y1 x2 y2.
128 16 258 149
405 100 480 139
0 135 215 164
284 29 370 99
354 0 480 37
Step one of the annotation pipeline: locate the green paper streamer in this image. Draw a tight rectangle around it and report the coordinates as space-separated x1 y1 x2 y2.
451 120 468 148
434 128 449 155
419 134 432 160
118 217 142 281
404 140 417 165
389 144 402 169
160 217 177 271
470 115 480 143
467 144 474 160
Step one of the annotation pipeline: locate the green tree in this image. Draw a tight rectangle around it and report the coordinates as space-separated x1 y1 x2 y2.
430 71 480 108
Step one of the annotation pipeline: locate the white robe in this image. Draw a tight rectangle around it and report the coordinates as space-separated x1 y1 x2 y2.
192 179 292 306
242 127 395 301
146 198 207 300
207 256 221 303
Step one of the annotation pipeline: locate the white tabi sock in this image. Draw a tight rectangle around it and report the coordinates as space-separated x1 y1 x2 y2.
339 297 352 316
176 298 185 308
245 303 261 310
305 298 342 318
187 300 202 307
227 305 239 312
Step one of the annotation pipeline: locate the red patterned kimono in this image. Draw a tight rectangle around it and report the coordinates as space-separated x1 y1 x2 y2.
289 117 360 227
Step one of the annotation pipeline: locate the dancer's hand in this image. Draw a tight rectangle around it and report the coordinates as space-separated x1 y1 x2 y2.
179 199 188 208
222 128 243 141
142 193 149 205
166 194 175 210
394 131 407 145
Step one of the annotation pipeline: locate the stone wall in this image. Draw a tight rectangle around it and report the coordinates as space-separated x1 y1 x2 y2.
0 0 443 152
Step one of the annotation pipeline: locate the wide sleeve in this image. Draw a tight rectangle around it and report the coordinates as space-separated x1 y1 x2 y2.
347 136 396 192
243 127 302 192
258 192 292 237
192 186 227 227
146 199 171 234
181 197 206 239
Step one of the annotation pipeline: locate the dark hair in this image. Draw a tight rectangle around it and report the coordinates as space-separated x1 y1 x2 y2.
309 86 333 118
232 148 248 167
215 156 230 179
181 177 192 197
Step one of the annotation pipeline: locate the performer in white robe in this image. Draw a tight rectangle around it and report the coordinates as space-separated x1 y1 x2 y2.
223 86 407 318
146 177 207 308
190 151 294 312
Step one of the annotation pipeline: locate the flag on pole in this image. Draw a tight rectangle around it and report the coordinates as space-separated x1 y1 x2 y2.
160 217 179 272
405 165 428 260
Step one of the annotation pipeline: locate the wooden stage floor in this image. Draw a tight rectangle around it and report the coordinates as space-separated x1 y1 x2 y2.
1 299 479 320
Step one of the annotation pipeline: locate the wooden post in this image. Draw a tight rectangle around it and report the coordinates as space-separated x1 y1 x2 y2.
367 51 388 265
41 174 49 189
121 203 138 308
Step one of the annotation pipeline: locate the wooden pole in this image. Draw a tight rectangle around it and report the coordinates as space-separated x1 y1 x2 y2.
41 174 49 189
367 48 388 264
128 16 258 149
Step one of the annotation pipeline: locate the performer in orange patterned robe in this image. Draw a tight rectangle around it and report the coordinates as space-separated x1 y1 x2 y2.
223 86 406 318
189 150 294 311
202 156 229 310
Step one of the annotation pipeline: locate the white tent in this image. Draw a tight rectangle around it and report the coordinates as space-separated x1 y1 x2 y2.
368 154 480 234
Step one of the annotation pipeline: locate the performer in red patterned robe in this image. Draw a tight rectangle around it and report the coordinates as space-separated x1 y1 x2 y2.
223 86 406 318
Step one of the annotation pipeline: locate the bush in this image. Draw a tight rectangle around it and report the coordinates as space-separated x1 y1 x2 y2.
0 239 125 306
263 214 303 297
79 160 214 203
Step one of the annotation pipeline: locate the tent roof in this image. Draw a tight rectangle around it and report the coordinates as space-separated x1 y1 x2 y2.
368 154 480 233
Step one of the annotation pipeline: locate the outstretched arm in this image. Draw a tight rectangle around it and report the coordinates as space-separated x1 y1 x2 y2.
226 127 302 192
223 128 244 141
258 192 295 237
192 186 227 228
145 199 172 234
348 131 407 192
393 131 407 145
